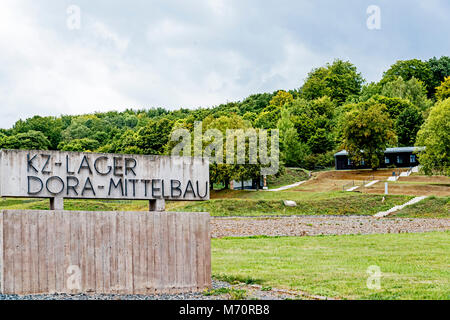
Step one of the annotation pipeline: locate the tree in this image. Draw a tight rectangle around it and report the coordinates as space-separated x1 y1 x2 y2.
301 60 364 104
253 91 293 129
427 56 450 94
300 67 331 101
136 118 174 154
307 128 333 154
277 108 309 167
254 105 282 129
416 98 450 176
12 116 63 150
395 106 423 147
357 82 383 102
326 60 364 103
381 59 434 97
282 128 309 167
269 90 293 108
62 116 98 141
370 95 413 119
290 96 336 143
435 76 450 101
203 115 259 188
381 76 433 114
58 138 100 152
0 130 51 150
239 93 273 115
124 114 139 128
341 100 396 169
242 111 257 124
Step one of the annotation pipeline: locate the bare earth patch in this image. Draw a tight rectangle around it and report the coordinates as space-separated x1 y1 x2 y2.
364 182 450 196
295 169 401 192
211 216 450 238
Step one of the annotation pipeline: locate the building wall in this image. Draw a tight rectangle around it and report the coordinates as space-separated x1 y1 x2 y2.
231 177 264 190
335 152 419 170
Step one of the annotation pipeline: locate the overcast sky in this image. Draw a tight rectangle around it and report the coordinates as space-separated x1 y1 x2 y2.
0 0 449 129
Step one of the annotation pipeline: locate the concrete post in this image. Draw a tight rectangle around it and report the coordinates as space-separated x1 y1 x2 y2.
50 197 64 210
149 198 165 212
384 182 388 195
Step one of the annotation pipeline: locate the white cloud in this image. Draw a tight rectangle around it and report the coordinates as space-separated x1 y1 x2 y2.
90 21 129 53
0 1 142 127
0 0 448 128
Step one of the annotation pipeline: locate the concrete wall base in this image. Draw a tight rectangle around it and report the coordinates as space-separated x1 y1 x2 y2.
0 210 211 295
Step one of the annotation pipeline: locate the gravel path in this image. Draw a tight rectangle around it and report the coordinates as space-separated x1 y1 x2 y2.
211 216 450 238
0 280 304 300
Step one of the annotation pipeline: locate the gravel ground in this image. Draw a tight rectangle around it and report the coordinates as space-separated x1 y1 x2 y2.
0 280 303 300
211 216 450 238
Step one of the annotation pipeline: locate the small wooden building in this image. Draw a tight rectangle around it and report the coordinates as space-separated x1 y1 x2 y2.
334 147 424 170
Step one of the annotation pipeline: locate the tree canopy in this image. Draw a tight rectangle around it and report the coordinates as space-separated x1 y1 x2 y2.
1 55 449 181
435 76 450 101
341 100 396 169
416 98 450 176
301 59 364 104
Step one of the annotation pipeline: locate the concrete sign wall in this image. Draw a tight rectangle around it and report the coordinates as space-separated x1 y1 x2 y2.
0 149 209 201
0 210 211 295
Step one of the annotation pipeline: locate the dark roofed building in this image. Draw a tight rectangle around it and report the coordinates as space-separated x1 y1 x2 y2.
334 147 424 170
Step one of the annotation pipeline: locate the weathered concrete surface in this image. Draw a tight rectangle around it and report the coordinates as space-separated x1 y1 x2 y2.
0 210 212 295
0 149 209 201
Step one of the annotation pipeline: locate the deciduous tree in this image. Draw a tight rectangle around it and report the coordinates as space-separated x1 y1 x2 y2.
341 100 396 169
381 59 434 97
0 130 51 150
435 76 450 101
301 60 364 104
416 99 450 176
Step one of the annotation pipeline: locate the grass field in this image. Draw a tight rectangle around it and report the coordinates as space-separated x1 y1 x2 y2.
266 167 309 189
393 196 449 218
0 171 448 300
175 194 412 216
212 232 450 300
2 193 448 218
0 198 191 212
0 193 413 217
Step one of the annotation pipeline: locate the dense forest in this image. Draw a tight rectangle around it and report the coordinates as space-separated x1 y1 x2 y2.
1 57 449 183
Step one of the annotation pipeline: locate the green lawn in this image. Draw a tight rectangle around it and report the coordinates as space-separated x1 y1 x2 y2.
393 196 450 218
266 167 310 189
219 190 358 201
212 232 450 300
175 194 412 216
0 198 188 212
2 193 448 218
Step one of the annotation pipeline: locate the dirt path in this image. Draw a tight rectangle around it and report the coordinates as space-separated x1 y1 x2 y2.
211 216 450 238
373 196 428 217
265 181 306 191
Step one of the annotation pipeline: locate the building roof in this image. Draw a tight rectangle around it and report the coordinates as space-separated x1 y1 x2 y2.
334 146 425 157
